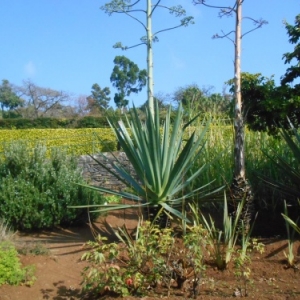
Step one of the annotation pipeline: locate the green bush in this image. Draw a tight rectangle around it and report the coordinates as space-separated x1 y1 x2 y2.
0 142 105 230
0 241 36 286
75 116 109 128
81 222 207 298
0 116 111 129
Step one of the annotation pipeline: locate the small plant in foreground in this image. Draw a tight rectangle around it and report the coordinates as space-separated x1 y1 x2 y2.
0 241 36 287
282 201 299 269
81 236 126 296
81 222 172 297
81 221 208 298
190 194 244 270
17 242 50 256
233 237 265 297
183 224 209 298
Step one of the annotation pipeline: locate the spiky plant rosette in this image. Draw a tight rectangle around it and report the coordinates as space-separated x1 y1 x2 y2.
261 120 300 199
71 102 222 222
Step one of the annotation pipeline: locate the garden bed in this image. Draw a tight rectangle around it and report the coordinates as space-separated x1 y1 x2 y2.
0 209 300 300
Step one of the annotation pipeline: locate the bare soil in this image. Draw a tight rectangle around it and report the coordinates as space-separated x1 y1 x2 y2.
0 208 300 300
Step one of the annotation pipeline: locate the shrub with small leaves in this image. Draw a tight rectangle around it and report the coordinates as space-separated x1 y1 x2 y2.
81 222 208 298
0 141 105 230
81 236 128 297
0 241 36 286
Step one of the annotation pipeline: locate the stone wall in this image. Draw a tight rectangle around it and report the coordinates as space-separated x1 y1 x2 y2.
78 152 135 191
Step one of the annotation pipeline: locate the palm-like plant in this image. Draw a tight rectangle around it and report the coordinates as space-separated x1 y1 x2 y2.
71 102 222 224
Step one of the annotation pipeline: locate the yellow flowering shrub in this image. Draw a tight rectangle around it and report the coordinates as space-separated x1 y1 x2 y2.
0 128 117 156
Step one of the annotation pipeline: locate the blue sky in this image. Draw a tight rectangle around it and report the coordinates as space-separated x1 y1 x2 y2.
0 0 299 108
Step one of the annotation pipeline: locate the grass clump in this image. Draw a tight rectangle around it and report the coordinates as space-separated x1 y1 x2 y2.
0 219 15 242
17 242 50 256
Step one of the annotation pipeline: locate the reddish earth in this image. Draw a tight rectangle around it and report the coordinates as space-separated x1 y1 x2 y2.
0 208 300 300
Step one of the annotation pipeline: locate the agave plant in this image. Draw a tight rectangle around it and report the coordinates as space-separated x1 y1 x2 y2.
282 206 300 235
282 200 298 268
71 102 222 224
261 120 300 240
262 121 300 199
190 194 245 270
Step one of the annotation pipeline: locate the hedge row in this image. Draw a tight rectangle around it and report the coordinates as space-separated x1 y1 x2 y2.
0 113 176 129
0 116 118 129
0 128 117 155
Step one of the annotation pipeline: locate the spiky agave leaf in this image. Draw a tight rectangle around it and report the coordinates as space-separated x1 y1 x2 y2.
261 123 300 199
71 101 223 222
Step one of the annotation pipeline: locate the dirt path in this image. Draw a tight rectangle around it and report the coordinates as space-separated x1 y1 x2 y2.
0 210 139 300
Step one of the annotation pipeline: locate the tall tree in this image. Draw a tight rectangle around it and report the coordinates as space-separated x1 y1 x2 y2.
173 84 205 110
42 102 77 118
88 83 111 111
73 95 90 116
281 14 300 91
101 0 194 116
193 0 267 229
16 80 70 119
227 72 300 134
173 84 232 119
110 55 147 109
139 93 170 112
0 79 23 117
227 72 276 132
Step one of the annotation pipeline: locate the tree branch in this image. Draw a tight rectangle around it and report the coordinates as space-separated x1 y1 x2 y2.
193 0 235 13
127 0 142 8
241 17 268 38
153 16 194 36
151 0 162 17
101 2 147 30
113 42 146 50
156 4 187 17
122 10 147 30
213 30 235 44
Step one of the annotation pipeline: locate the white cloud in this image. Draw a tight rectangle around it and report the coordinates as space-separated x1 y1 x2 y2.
170 53 186 70
24 61 37 77
185 2 203 20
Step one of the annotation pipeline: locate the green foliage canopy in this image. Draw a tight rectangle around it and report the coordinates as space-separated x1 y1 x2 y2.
173 84 232 119
0 80 23 116
87 83 111 111
110 56 147 109
281 14 300 90
227 72 300 134
0 142 104 230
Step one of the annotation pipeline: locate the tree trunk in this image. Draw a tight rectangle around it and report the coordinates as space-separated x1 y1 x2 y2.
231 0 253 232
147 0 154 117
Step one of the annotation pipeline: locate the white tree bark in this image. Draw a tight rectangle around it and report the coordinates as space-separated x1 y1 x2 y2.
147 0 154 116
233 0 245 180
